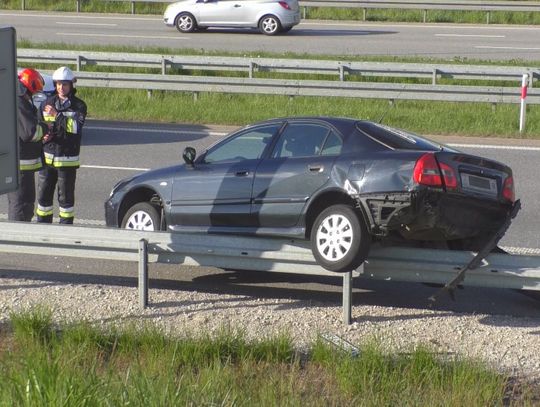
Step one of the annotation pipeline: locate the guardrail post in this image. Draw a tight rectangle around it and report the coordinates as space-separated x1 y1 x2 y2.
76 55 82 71
343 270 353 325
76 0 80 13
432 68 438 85
423 9 427 23
486 11 491 24
161 58 167 75
363 8 366 21
303 6 306 19
138 238 148 309
21 0 25 10
147 90 152 99
249 61 255 79
131 1 135 14
339 65 344 81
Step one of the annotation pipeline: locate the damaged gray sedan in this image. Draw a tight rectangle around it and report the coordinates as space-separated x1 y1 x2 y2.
105 117 518 272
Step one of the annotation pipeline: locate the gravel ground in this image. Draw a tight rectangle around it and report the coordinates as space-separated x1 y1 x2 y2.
1 275 540 383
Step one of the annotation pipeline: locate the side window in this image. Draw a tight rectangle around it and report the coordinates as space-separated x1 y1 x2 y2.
271 123 329 158
204 125 279 163
320 130 343 156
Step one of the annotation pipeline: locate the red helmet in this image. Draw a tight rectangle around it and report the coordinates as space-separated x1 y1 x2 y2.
18 68 44 94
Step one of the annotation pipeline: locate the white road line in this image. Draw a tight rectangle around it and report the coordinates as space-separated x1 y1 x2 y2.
85 126 540 152
475 45 540 51
81 164 149 171
435 34 505 38
56 32 189 40
448 143 540 151
56 22 117 26
0 12 161 22
86 125 227 136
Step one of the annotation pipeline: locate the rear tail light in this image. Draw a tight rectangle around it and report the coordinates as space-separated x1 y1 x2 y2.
278 1 291 9
502 176 515 202
413 153 457 189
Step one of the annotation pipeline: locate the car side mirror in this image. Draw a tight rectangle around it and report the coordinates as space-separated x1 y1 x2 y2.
183 147 196 167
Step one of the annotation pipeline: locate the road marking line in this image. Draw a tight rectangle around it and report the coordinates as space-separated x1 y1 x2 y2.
56 22 117 26
0 12 161 22
86 125 227 136
85 126 540 152
56 32 189 40
449 143 540 151
475 45 540 50
435 34 505 38
81 164 149 171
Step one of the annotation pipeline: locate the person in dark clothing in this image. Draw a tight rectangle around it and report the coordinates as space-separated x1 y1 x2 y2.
8 68 48 222
36 66 87 224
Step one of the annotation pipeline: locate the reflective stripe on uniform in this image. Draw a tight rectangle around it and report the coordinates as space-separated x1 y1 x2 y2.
30 125 44 142
36 204 54 217
44 152 80 168
59 206 74 218
43 113 55 123
19 157 42 171
62 112 78 134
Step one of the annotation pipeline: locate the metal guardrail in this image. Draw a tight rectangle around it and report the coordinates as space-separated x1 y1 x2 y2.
2 222 540 324
18 0 540 23
17 49 540 104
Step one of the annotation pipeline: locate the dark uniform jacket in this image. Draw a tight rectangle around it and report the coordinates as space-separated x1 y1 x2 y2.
17 92 47 171
42 89 87 169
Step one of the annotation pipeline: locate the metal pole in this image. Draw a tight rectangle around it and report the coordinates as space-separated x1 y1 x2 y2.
139 238 148 309
342 270 353 325
519 73 528 133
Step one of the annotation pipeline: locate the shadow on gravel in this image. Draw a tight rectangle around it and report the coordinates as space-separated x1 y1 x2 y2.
1 264 540 325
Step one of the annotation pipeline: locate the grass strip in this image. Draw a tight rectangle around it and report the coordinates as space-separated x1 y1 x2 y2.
0 307 533 405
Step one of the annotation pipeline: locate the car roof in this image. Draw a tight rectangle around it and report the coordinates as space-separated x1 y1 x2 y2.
250 116 363 134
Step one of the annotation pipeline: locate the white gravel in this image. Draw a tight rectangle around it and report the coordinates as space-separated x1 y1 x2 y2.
1 275 540 382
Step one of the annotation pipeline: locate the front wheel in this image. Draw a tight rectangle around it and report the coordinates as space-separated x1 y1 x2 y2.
175 12 197 33
259 15 281 35
310 204 370 272
121 202 160 231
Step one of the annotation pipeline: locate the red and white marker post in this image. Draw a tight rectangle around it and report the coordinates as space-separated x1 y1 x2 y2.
519 73 529 133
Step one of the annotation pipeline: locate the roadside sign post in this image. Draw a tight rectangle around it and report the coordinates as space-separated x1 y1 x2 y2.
0 26 19 196
519 73 529 133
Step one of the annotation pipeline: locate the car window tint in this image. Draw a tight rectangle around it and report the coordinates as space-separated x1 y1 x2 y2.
320 130 343 156
204 125 279 163
356 122 441 151
272 123 329 158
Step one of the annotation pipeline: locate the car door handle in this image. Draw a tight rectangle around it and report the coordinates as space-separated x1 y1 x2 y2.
234 4 241 7
235 170 249 176
308 165 323 173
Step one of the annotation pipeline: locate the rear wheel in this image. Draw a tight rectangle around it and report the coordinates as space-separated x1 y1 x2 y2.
175 12 197 33
121 202 160 231
310 204 370 272
259 15 281 35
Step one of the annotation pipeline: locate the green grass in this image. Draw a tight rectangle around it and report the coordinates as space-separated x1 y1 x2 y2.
3 0 540 25
76 88 540 138
0 307 533 406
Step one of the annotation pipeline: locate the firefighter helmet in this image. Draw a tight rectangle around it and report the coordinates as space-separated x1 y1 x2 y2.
18 68 44 95
52 66 76 83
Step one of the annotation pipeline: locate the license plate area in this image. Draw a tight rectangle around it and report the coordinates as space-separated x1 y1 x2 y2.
460 172 498 197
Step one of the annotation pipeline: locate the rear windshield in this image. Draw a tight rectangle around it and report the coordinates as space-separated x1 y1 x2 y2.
356 122 442 151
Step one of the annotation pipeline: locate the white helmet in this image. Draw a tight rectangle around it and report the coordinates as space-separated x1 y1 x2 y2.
52 66 76 83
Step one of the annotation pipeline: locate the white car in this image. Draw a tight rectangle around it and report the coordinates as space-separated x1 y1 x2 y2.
164 0 301 35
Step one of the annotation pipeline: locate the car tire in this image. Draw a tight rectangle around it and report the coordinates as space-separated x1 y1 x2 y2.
259 15 281 35
175 12 197 33
121 202 161 231
310 204 370 273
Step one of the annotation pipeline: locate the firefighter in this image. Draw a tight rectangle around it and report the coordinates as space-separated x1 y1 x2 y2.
36 66 87 224
8 68 48 222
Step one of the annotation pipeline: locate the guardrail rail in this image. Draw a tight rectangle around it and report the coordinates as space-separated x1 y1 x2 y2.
2 221 540 324
17 49 540 105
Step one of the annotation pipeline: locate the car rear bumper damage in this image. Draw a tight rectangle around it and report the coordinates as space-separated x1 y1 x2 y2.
356 189 513 242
